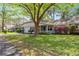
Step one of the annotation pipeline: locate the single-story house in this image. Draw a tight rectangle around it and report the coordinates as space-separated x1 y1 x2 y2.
15 19 69 34
10 15 79 34
15 20 55 33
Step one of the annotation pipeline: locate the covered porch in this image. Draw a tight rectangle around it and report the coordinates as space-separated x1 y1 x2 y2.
40 25 55 34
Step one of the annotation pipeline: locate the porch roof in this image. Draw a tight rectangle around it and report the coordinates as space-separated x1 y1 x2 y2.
39 22 54 26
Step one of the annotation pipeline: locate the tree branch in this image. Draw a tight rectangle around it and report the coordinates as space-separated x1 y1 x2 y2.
19 4 34 20
37 3 43 19
39 3 55 20
33 3 36 23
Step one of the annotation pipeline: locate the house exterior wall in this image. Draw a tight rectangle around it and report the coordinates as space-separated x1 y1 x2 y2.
24 27 30 33
22 22 35 33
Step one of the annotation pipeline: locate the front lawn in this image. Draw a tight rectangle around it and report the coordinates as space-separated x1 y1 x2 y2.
5 34 79 56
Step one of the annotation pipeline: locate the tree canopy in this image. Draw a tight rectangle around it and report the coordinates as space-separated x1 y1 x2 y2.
0 3 79 35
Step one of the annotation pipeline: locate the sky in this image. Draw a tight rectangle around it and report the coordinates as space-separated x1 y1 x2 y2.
53 12 61 20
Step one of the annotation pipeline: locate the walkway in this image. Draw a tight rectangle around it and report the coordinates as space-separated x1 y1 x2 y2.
0 34 22 56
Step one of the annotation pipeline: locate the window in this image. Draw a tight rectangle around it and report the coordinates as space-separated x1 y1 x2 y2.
48 26 52 31
41 26 46 31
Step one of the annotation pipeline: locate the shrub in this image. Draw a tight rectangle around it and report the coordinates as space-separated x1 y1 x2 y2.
70 24 77 34
3 30 7 34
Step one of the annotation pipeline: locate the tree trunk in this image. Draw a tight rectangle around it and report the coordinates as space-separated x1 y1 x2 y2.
2 4 5 33
2 19 5 32
34 22 40 36
61 12 66 20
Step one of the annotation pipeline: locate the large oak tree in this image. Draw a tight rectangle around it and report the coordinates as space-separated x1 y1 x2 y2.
18 3 55 35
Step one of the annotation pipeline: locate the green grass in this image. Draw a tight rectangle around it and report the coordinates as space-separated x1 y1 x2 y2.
5 34 79 56
0 32 18 34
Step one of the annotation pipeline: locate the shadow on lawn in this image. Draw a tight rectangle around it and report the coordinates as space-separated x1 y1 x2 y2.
5 35 79 56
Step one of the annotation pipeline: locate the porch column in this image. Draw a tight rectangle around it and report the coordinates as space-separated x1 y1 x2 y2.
39 26 41 33
46 25 48 33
